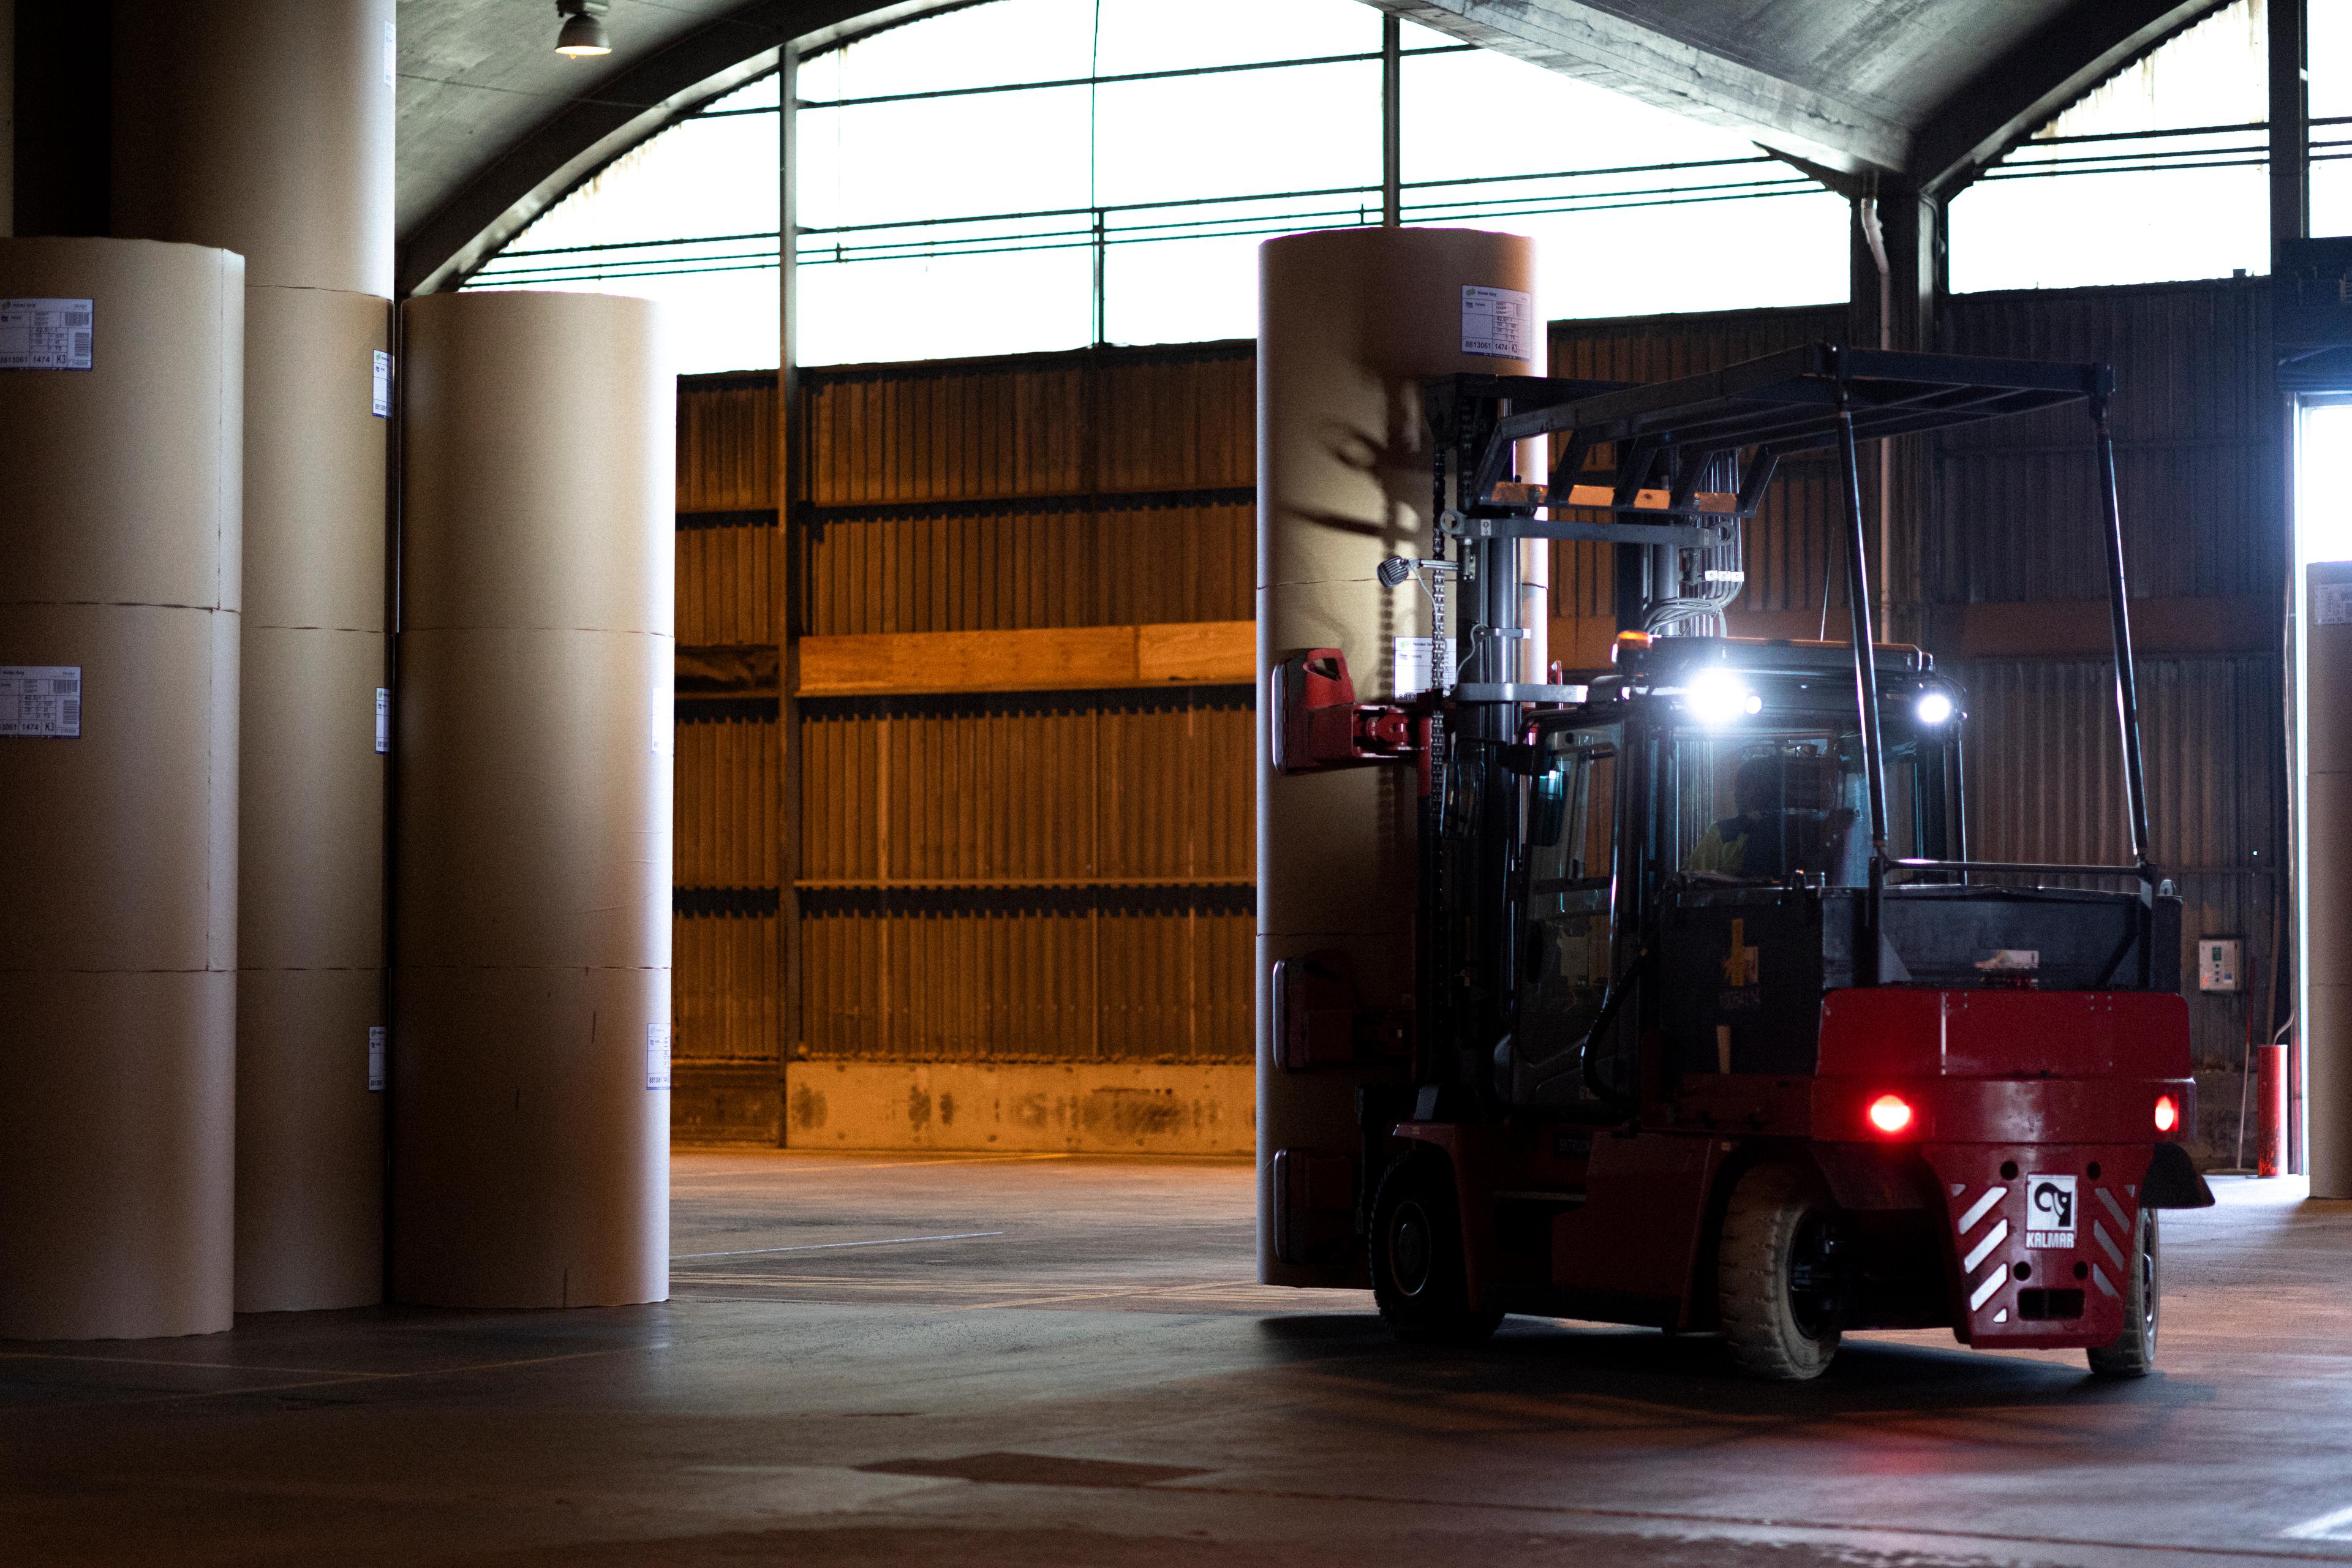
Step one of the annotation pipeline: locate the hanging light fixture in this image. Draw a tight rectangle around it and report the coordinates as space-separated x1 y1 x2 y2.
555 0 611 58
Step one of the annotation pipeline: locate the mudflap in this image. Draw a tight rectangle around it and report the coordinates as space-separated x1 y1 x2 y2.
1925 1143 2154 1350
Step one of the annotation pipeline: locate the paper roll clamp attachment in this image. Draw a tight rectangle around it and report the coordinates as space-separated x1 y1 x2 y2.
1270 648 1421 776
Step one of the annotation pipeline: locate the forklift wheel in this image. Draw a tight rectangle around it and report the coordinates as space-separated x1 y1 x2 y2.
2087 1210 2160 1378
1717 1163 1842 1381
1370 1153 1503 1346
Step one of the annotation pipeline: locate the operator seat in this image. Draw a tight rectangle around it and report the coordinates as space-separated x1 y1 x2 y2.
1694 751 1851 880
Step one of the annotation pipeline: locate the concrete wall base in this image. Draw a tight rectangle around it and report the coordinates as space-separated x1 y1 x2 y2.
775 1060 1254 1155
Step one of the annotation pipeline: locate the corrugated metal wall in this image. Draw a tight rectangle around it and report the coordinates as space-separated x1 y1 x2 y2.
674 698 781 1066
674 371 782 1082
1936 281 2282 605
1548 306 1849 624
673 345 1262 1076
800 347 1253 635
794 345 1257 1061
1954 655 2286 1115
1933 281 2289 1126
796 688 1251 886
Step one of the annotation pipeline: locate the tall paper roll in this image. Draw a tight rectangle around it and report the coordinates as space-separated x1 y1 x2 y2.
111 0 396 1312
0 236 243 1339
1254 227 1541 1287
393 290 674 1308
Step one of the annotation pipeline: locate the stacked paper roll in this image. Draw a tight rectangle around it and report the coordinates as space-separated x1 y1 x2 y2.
0 237 243 1339
111 0 396 1311
1254 228 1541 1287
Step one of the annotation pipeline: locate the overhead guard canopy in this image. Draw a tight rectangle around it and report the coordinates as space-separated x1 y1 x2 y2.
1469 343 2112 518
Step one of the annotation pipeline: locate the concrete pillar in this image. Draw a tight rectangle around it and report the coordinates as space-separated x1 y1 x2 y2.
2306 560 2352 1196
109 0 396 1312
0 236 242 1339
393 290 674 1308
1256 227 1540 1287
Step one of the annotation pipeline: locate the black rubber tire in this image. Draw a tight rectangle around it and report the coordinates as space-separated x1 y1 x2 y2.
1717 1163 1843 1381
2087 1208 2160 1378
1370 1153 1504 1346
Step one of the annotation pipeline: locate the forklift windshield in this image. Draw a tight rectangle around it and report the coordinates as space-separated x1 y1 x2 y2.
1669 721 1945 887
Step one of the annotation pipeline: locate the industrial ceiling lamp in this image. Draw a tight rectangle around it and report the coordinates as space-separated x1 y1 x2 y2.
555 0 611 58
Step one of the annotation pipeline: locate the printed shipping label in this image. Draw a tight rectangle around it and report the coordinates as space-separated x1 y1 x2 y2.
0 299 94 370
1461 285 1533 361
367 1026 387 1093
2316 581 2352 627
375 687 391 754
2024 1172 2078 1249
0 666 82 737
1393 635 1457 699
372 351 392 417
647 1023 672 1090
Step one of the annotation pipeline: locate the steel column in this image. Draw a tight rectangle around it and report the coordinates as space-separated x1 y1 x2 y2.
2270 0 2310 267
1834 399 1890 859
2093 407 2154 866
1381 17 1401 228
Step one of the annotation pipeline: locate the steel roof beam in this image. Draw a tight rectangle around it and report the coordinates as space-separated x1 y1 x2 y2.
1362 0 1907 175
1903 0 2230 197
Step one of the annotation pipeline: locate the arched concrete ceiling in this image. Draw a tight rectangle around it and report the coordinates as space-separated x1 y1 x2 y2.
395 0 2228 297
396 0 967 295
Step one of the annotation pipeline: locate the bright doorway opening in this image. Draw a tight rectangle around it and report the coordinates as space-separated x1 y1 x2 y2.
2294 398 2352 1185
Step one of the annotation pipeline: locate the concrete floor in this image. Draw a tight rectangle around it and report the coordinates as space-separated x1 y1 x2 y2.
5 1155 2351 1567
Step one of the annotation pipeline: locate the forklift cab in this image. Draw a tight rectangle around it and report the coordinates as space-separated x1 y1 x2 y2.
1509 637 1964 1112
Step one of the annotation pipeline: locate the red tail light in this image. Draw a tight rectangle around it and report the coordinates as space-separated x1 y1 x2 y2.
2155 1094 2179 1134
1867 1094 1914 1135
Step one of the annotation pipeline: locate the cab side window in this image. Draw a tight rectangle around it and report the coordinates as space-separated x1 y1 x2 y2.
1518 728 1621 1092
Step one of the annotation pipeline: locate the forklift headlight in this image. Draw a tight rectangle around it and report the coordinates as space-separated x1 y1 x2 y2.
1915 691 1955 725
2154 1094 2179 1134
1686 668 1761 726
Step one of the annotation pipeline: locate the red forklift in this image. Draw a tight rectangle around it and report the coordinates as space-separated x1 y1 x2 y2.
1270 345 2212 1379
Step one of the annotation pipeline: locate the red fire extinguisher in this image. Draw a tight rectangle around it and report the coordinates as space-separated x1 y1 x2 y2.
2255 1039 2290 1179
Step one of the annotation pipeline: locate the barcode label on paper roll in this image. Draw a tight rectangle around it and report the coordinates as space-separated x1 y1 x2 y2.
368 1026 387 1092
1461 285 1533 361
1393 636 1455 700
372 351 392 417
375 687 391 753
647 1023 672 1090
2318 582 2352 627
0 299 94 370
1 666 82 736
382 18 396 88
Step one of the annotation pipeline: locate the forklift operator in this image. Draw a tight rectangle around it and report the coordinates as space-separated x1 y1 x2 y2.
1687 750 1841 880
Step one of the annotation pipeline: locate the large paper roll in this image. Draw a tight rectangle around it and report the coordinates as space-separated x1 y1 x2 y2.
111 0 396 298
113 1 397 1313
0 237 242 1339
393 290 674 1308
1254 227 1540 1287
